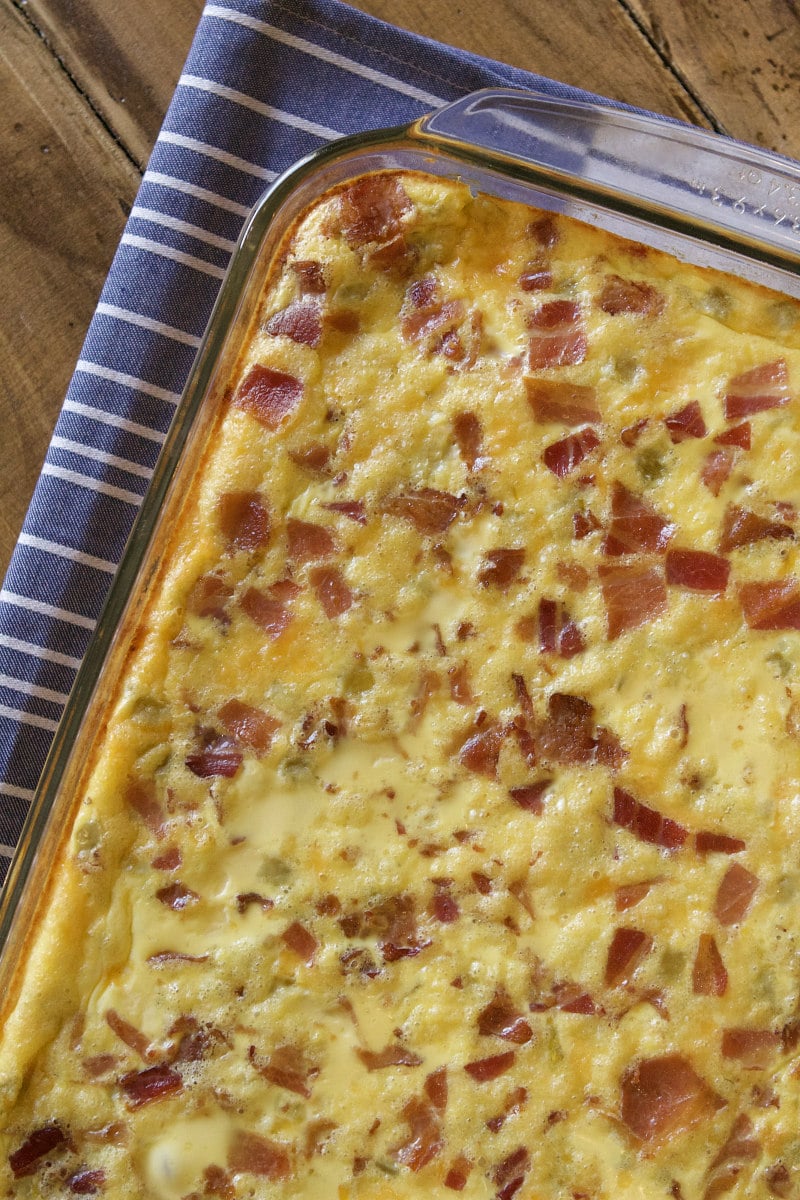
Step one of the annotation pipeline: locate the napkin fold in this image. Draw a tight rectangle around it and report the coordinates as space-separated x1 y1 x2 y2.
0 0 667 879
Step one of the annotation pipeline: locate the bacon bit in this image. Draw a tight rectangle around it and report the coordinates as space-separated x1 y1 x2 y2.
421 1067 448 1112
537 693 625 769
155 882 199 911
323 499 366 524
620 1054 724 1144
765 1164 793 1197
250 1043 319 1098
519 264 552 291
392 1098 442 1171
286 518 335 561
67 1169 106 1195
445 1156 472 1190
538 597 585 658
452 411 485 471
282 921 317 964
308 565 353 618
692 934 728 996
721 1029 781 1070
487 1087 527 1132
701 448 735 496
478 992 533 1044
218 699 280 755
449 664 473 705
604 481 675 556
386 487 461 534
146 951 209 964
556 561 589 591
121 1064 182 1108
218 491 270 553
240 587 292 638
715 863 759 925
529 214 559 246
605 927 654 986
613 786 687 851
494 1147 531 1200
9 1126 68 1178
478 548 525 589
664 400 707 443
165 1016 227 1065
599 562 667 639
527 299 587 368
291 259 327 293
459 724 506 779
714 422 751 449
704 1114 761 1198
356 1044 423 1070
665 549 730 593
125 778 164 836
369 229 418 275
573 509 602 541
472 872 492 895
696 831 746 855
526 379 600 426
228 1130 291 1180
83 1055 119 1078
186 731 242 779
465 1051 516 1082
187 572 233 623
152 846 181 871
234 363 302 429
265 300 321 347
739 580 800 630
509 779 551 814
339 174 411 247
615 881 655 912
288 442 331 473
401 285 463 345
543 427 601 478
621 419 648 447
236 892 274 914
719 505 794 552
327 308 360 334
724 358 791 419
599 274 664 316
550 982 600 1015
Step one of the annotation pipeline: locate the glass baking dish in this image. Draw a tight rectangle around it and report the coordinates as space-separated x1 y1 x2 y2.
2 85 800 1175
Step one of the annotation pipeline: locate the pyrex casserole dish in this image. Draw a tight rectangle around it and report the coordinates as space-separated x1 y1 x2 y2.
2 89 800 1198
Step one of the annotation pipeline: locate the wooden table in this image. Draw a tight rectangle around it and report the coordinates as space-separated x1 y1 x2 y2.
2 0 799 581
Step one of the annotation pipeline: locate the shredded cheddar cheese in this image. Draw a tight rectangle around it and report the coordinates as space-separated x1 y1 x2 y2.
2 171 800 1199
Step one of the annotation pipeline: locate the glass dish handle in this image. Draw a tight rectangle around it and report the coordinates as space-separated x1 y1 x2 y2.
416 89 800 261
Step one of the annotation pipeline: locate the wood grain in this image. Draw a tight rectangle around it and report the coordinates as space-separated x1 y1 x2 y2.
0 0 140 580
16 0 204 169
624 0 800 158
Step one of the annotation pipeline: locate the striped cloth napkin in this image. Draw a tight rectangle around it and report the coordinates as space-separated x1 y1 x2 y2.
0 0 662 882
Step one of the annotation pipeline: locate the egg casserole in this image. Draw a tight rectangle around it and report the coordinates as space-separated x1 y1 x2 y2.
2 170 800 1200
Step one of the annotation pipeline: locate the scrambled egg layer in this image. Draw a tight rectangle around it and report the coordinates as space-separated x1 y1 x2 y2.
2 172 800 1200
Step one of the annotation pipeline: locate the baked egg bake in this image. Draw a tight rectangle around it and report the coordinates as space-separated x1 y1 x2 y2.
2 168 800 1199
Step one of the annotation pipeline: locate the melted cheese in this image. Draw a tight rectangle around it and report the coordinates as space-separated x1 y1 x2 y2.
2 171 800 1199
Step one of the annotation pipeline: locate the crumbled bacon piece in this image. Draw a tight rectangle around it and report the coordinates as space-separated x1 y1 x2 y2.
551 982 601 1015
664 400 707 442
265 300 322 347
391 1097 443 1171
620 419 648 447
472 871 492 895
537 693 625 769
692 934 728 996
156 882 199 911
386 488 462 534
422 1067 448 1111
765 1164 793 1197
125 778 164 836
704 1115 761 1199
620 1055 724 1143
701 448 735 496
449 664 473 705
528 214 559 246
714 863 759 925
613 786 687 850
465 1051 516 1082
714 422 751 449
310 566 353 618
538 598 585 658
282 921 318 964
240 587 292 638
615 881 655 912
67 1169 106 1195
665 549 730 593
445 1156 472 1190
598 274 664 316
478 548 525 589
527 379 601 426
718 505 794 552
339 174 411 247
493 1147 531 1200
236 892 274 914
288 442 331 473
452 411 485 471
227 1130 291 1179
605 927 654 986
604 481 675 556
121 1064 183 1108
543 427 601 477
519 264 552 291
739 580 800 630
509 779 551 814
291 259 327 293
402 292 463 346
187 572 233 623
323 499 366 524
431 887 459 924
219 699 280 755
9 1126 68 1178
186 731 242 779
477 992 532 1044
218 491 270 553
460 724 506 779
152 846 181 871
573 508 601 540
250 1043 319 1098
527 299 587 367
286 518 335 561
234 364 302 429
356 1044 423 1070
599 562 667 639
721 1029 780 1069
724 359 791 419
695 831 746 855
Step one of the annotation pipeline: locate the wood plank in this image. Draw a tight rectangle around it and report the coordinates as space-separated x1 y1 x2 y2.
16 0 204 169
348 0 707 126
626 0 800 159
0 0 140 581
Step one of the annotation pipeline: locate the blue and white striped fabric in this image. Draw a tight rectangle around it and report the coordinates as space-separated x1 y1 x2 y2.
0 0 665 881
